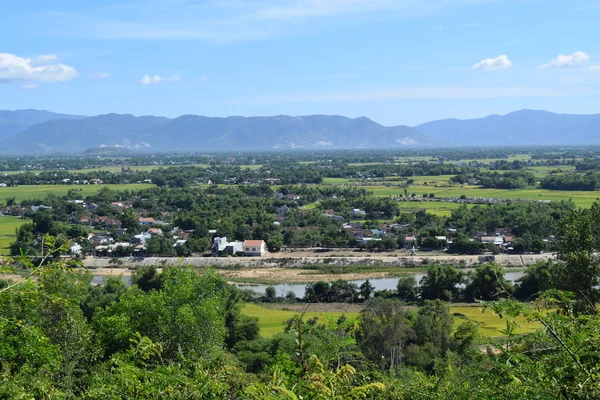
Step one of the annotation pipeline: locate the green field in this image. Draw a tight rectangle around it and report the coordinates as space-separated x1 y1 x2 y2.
5 164 262 175
243 304 538 338
397 201 472 217
0 216 25 254
0 184 155 203
359 185 598 207
322 177 352 184
242 304 360 337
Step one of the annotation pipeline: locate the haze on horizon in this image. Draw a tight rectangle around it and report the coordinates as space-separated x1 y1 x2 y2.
1 0 600 126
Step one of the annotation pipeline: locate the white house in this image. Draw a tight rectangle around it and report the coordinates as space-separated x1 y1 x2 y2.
352 208 367 217
243 240 267 256
69 243 82 255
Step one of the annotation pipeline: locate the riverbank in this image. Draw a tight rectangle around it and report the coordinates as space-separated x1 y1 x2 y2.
81 253 554 269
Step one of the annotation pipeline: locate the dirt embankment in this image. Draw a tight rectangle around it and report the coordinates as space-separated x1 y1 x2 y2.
81 253 554 269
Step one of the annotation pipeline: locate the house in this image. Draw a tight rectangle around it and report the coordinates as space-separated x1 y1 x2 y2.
106 219 122 229
211 236 228 256
370 229 384 237
174 239 187 247
404 235 417 249
0 183 7 188
147 228 163 236
132 232 151 245
243 240 267 256
352 208 367 217
225 241 244 255
114 228 127 236
90 178 103 185
138 217 155 225
88 203 98 210
111 202 124 209
480 236 504 246
69 243 82 255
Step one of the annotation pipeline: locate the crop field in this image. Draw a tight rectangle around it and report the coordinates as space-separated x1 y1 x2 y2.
322 177 351 184
4 164 262 175
357 185 598 207
243 304 538 338
396 201 472 217
0 184 155 203
0 216 25 254
242 304 360 337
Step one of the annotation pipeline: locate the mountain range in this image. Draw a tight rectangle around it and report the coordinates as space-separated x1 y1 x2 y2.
1 109 600 154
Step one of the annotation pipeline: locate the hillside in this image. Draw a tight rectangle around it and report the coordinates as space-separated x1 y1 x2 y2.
3 113 430 153
416 109 600 146
0 109 84 141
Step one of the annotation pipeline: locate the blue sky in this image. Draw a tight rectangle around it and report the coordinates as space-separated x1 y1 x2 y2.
1 0 600 126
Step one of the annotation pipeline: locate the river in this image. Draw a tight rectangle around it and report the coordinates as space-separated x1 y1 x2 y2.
236 271 525 298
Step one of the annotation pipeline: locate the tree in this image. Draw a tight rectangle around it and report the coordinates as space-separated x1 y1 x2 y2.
514 260 559 300
463 263 514 302
396 276 418 302
265 286 276 299
555 203 600 311
419 264 464 302
356 298 414 370
359 279 375 301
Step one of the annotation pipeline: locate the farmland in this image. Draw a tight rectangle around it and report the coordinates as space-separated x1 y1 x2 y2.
0 216 25 254
242 303 538 338
0 184 155 203
4 164 263 175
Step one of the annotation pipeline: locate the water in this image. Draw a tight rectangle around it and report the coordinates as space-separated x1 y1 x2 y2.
236 271 524 298
91 270 524 298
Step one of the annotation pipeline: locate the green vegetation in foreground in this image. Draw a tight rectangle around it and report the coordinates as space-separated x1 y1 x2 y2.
243 303 538 338
0 216 25 254
0 184 155 203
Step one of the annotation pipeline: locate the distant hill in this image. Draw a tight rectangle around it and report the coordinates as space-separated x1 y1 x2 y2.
0 109 85 141
416 110 600 146
3 113 430 153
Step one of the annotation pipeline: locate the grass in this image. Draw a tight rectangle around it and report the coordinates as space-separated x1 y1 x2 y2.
243 303 539 338
451 306 539 337
322 177 351 184
396 201 473 217
0 216 26 254
242 304 360 338
0 184 155 203
359 185 598 207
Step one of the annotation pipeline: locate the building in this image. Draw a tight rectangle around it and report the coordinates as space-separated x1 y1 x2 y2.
138 217 155 225
352 208 367 217
225 241 244 255
243 240 267 256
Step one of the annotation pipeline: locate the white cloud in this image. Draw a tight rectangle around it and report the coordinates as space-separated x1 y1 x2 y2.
90 72 110 79
0 52 78 83
33 54 58 65
241 86 582 104
140 74 182 84
472 55 513 71
541 51 590 68
590 65 600 71
21 84 38 90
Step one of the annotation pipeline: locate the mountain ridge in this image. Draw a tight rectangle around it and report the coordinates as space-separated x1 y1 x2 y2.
0 111 429 153
2 108 600 154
